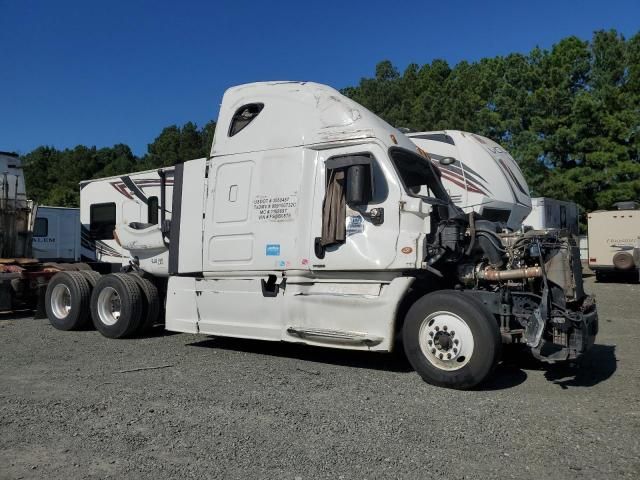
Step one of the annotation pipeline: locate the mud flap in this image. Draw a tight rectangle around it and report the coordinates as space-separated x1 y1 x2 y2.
34 281 48 319
0 274 18 311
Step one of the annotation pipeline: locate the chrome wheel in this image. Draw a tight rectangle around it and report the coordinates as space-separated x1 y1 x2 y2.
418 310 474 371
50 284 71 319
97 287 121 326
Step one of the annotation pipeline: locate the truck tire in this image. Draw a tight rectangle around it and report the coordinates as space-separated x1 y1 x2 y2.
45 271 91 331
402 290 501 390
90 273 143 339
79 270 101 288
130 273 160 334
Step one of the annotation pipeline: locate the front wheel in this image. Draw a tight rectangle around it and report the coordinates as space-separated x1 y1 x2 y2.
403 290 501 390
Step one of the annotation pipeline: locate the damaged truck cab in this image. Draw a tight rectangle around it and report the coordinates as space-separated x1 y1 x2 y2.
47 82 598 389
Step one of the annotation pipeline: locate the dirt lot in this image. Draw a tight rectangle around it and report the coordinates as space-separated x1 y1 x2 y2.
1 277 639 479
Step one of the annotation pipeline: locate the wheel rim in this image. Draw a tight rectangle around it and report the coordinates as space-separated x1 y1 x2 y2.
418 311 474 371
50 284 71 319
97 287 122 326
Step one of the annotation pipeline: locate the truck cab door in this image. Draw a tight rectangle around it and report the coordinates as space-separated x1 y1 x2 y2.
309 143 402 271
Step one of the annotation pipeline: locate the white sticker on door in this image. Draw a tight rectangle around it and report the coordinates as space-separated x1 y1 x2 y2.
346 215 365 236
253 194 298 222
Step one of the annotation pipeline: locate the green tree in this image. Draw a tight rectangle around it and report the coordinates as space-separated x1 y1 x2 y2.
342 29 640 212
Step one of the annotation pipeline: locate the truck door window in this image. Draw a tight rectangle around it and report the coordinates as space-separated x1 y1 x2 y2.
90 203 116 240
33 218 48 237
320 154 374 248
148 196 159 225
389 147 448 202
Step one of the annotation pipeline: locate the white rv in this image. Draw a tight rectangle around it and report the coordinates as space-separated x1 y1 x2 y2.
43 82 598 390
407 131 532 231
523 197 579 235
31 207 81 262
588 202 640 281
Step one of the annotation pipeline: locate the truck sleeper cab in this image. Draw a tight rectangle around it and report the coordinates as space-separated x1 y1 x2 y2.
45 82 598 390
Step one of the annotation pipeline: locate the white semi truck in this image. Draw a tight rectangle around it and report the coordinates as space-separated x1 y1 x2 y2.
408 131 532 231
44 82 598 389
31 206 82 262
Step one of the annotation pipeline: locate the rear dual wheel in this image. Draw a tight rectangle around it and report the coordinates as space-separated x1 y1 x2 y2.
45 271 92 330
90 273 160 338
131 273 161 333
91 273 142 338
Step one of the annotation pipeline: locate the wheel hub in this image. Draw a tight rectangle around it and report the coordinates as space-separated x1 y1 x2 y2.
97 287 122 326
50 284 71 320
434 331 453 351
419 311 474 371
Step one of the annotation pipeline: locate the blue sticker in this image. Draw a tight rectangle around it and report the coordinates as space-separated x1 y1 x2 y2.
278 260 286 268
266 244 281 256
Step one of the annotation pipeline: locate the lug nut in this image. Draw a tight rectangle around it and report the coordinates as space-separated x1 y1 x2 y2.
453 348 458 354
429 331 434 337
428 340 432 346
454 339 459 345
447 353 451 359
443 326 448 331
435 326 440 331
451 331 455 336
431 348 436 354
439 353 443 359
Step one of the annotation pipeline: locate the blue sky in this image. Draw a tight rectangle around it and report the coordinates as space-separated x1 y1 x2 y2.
1 0 639 156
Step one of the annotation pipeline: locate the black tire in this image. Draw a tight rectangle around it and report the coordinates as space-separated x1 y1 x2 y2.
79 270 101 288
45 271 91 331
130 273 160 334
90 273 143 338
403 290 501 390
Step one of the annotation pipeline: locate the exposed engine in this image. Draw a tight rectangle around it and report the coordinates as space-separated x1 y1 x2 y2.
425 212 598 362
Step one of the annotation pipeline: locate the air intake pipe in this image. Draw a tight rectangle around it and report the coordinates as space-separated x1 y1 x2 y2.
478 266 543 281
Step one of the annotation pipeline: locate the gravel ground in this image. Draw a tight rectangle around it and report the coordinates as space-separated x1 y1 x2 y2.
1 277 639 479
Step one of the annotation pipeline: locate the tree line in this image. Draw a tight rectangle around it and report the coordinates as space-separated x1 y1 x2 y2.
21 30 639 212
22 121 215 206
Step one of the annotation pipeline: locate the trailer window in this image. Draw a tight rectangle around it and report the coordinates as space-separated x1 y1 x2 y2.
148 196 159 225
33 218 48 237
90 203 116 240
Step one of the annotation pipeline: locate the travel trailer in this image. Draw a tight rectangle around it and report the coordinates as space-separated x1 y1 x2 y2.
31 207 81 262
43 82 598 389
588 202 640 281
407 131 532 231
524 197 579 236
